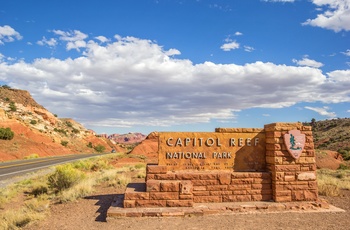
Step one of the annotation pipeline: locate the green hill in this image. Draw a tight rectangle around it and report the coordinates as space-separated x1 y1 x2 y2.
304 118 350 161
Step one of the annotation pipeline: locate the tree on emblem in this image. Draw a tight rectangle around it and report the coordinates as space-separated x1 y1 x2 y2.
289 134 301 150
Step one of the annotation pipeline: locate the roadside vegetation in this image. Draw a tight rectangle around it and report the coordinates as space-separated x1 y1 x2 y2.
0 153 146 229
317 169 350 197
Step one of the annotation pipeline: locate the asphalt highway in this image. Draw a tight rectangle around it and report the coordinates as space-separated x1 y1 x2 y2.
0 153 111 181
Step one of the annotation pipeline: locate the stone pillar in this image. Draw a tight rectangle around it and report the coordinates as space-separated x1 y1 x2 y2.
264 123 318 202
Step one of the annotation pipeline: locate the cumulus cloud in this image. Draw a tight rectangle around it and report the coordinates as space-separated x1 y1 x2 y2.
95 36 110 43
37 36 58 47
0 25 22 45
304 106 337 118
234 32 243 36
342 49 350 56
52 30 88 51
220 41 240 51
302 0 350 32
0 33 350 129
292 57 324 68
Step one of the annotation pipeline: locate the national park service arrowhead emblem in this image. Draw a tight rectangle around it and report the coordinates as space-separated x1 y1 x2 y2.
284 130 305 159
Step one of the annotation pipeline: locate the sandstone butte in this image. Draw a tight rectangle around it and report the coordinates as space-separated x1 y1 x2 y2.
0 87 124 161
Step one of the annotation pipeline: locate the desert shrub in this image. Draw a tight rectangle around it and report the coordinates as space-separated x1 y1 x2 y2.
72 160 93 171
61 140 68 147
317 169 350 196
66 121 73 127
338 164 350 170
48 164 85 192
9 101 16 112
29 182 49 197
0 127 14 140
337 148 350 161
116 174 131 187
134 163 145 169
94 144 105 153
24 153 39 159
87 142 93 148
30 120 37 125
57 177 95 202
71 128 79 134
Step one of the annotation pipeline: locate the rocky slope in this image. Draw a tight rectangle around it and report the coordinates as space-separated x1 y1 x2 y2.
108 132 146 144
0 86 123 161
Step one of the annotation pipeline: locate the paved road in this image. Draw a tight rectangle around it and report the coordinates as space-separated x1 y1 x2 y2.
0 153 111 181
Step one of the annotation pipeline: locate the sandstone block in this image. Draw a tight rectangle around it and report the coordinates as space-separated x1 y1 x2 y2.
146 180 160 192
233 190 247 195
228 184 251 190
206 185 227 191
193 196 221 203
166 200 193 207
135 200 167 207
284 175 295 181
160 181 180 192
147 165 167 174
154 173 176 180
193 185 206 191
275 165 301 172
193 191 210 196
218 173 231 185
209 190 232 196
192 180 218 186
180 180 193 194
252 194 272 201
149 192 179 200
231 178 253 184
123 200 136 208
297 172 316 181
179 194 193 200
124 191 149 200
251 183 271 190
291 190 318 201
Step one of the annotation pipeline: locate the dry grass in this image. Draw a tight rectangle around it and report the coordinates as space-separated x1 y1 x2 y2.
317 169 350 196
0 153 146 228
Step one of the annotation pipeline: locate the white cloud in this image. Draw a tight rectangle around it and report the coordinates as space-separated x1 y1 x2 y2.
52 30 88 51
220 41 240 51
0 25 22 45
342 49 350 56
234 32 243 36
304 106 337 118
302 0 350 32
95 36 110 43
1 34 350 129
244 45 255 52
37 37 58 47
292 57 324 68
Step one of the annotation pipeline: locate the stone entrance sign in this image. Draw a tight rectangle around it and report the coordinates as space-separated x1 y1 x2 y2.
158 130 266 171
121 123 318 210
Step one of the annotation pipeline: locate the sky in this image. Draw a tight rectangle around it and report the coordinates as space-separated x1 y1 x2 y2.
0 0 349 135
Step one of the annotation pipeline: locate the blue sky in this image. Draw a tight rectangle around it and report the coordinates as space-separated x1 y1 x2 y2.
0 0 349 135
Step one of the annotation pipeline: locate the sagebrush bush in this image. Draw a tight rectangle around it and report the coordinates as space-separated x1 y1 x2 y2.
48 164 85 192
29 182 49 197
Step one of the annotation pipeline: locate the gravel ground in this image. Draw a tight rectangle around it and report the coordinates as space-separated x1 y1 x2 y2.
23 185 350 230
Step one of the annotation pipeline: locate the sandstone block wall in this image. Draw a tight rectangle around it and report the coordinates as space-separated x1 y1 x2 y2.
265 123 318 202
123 122 318 208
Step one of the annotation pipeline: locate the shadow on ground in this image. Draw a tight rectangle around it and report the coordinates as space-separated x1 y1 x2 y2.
85 193 124 222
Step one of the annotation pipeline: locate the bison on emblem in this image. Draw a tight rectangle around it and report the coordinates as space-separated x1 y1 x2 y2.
283 130 305 159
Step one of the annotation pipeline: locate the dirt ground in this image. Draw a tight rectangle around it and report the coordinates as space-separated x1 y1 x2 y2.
22 181 350 230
